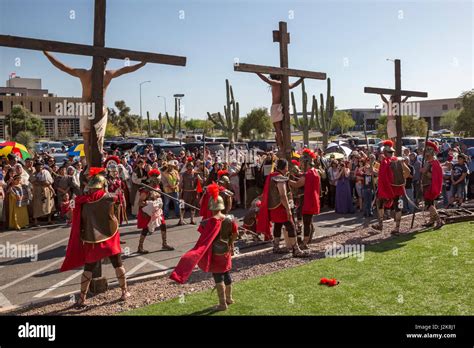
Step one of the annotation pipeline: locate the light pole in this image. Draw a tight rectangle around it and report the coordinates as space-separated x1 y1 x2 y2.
139 80 151 134
157 95 167 114
173 93 184 144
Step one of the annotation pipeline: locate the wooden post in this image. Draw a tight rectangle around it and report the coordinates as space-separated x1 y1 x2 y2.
394 59 402 156
275 22 292 161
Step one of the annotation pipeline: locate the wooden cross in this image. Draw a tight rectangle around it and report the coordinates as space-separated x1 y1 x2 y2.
0 0 186 166
364 59 427 155
234 21 326 161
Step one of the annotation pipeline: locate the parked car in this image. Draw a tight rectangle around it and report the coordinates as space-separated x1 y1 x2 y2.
112 139 143 151
184 134 203 143
136 143 185 157
460 138 474 150
183 142 225 154
36 141 66 153
203 136 229 143
144 137 168 145
401 137 423 152
247 140 277 152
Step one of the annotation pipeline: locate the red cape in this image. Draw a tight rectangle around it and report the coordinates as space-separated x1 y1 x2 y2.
377 157 404 207
424 159 443 200
256 172 278 241
60 190 121 272
170 217 237 284
302 168 321 215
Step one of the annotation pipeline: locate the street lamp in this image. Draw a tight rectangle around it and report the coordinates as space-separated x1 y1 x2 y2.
173 93 185 144
139 80 151 134
157 95 167 115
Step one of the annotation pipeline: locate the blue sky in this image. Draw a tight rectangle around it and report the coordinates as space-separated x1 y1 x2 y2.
0 0 472 121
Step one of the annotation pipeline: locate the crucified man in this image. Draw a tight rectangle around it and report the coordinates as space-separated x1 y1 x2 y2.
255 73 304 153
43 51 146 165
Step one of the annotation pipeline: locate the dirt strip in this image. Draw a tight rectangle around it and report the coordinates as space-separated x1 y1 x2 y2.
6 216 430 316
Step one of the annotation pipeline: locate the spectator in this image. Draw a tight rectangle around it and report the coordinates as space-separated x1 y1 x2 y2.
451 154 468 206
8 174 29 230
335 161 354 214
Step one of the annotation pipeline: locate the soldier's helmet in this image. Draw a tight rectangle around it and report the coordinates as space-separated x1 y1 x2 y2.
87 167 107 189
207 182 225 211
381 140 395 153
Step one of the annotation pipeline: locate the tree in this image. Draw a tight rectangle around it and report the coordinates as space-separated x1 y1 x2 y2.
105 122 120 137
6 105 45 138
331 110 355 134
454 89 474 136
184 119 207 131
440 109 461 130
240 108 272 139
15 131 35 151
108 100 140 137
376 115 427 138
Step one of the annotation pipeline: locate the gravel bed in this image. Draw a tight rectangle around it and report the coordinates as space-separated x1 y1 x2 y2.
7 214 429 316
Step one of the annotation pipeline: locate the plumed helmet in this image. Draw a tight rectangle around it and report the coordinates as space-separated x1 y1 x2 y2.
207 182 225 211
425 141 439 155
87 167 107 189
218 175 230 185
382 140 395 153
104 156 120 169
301 148 317 165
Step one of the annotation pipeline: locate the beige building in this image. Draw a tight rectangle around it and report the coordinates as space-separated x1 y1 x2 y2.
417 98 462 130
0 77 81 139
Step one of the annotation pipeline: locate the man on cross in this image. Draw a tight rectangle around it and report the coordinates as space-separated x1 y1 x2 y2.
379 94 410 141
255 73 304 152
43 51 147 165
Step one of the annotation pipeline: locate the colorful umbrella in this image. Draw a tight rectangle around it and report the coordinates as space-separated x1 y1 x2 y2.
68 144 85 157
0 141 31 159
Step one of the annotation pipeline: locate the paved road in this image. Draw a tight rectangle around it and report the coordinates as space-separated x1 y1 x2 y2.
0 208 374 311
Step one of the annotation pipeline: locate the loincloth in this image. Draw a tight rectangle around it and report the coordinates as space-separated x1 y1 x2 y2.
270 103 283 123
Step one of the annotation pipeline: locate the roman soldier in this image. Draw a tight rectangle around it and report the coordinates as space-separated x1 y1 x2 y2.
136 169 174 253
178 161 202 225
199 180 234 219
170 182 238 311
242 196 262 241
257 158 309 257
371 140 409 235
60 167 129 307
290 148 321 250
421 141 444 229
217 170 233 214
289 158 304 244
105 156 127 225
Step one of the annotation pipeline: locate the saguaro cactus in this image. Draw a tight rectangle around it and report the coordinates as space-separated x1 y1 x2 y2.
313 78 335 148
157 112 165 138
208 79 240 142
165 98 179 139
291 81 315 146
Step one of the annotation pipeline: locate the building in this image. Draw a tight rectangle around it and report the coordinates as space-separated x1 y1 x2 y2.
341 97 462 132
0 76 81 139
417 98 462 130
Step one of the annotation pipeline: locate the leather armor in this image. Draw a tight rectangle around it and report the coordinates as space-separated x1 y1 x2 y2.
80 193 119 243
390 159 406 187
268 174 289 210
212 215 235 255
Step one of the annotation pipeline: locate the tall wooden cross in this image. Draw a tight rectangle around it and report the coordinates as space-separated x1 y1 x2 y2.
364 59 427 155
0 0 186 166
234 21 326 161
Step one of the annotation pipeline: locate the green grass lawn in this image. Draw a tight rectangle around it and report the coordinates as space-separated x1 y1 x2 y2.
125 222 473 316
